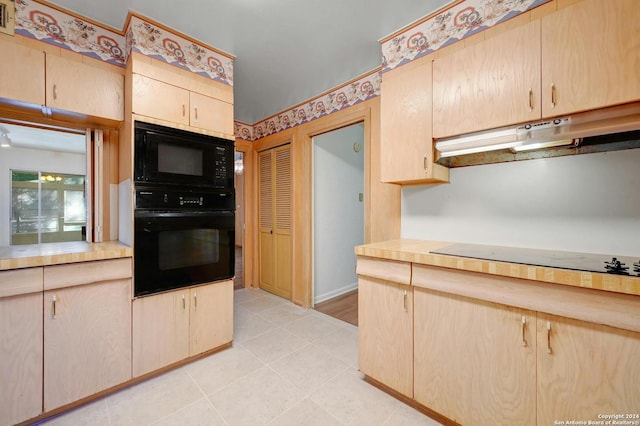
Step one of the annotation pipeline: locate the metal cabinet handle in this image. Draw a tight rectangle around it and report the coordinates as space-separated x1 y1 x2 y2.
53 84 58 101
182 104 186 117
550 84 557 108
194 292 198 309
194 106 198 120
521 316 527 347
182 294 186 310
403 290 408 312
51 295 57 319
528 88 533 112
423 155 428 172
546 321 552 354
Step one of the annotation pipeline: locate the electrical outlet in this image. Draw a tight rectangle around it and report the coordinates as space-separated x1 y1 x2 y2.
0 0 16 36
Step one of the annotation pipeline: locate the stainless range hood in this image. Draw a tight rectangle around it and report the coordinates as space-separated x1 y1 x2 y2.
435 102 640 166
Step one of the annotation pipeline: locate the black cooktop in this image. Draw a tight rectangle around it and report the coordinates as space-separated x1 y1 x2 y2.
430 243 640 276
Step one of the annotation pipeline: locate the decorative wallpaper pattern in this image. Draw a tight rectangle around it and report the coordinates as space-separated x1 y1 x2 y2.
127 16 233 86
14 0 233 85
241 71 381 141
15 0 126 65
381 0 551 71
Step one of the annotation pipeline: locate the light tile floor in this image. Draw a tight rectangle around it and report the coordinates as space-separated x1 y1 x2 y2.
38 288 442 426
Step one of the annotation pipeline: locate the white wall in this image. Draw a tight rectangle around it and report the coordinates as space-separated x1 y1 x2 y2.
402 148 640 256
313 124 365 304
0 146 85 246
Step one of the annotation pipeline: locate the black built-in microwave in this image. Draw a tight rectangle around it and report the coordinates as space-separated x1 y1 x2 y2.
134 121 234 189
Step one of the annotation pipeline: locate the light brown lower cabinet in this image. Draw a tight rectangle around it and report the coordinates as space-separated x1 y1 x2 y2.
133 279 233 377
0 288 43 426
537 313 640 424
357 257 413 397
43 279 132 411
413 288 536 425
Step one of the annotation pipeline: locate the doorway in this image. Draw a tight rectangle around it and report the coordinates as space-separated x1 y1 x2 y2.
233 151 244 290
312 123 364 324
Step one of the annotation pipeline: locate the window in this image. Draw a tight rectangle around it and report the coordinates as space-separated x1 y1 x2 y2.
11 171 87 245
1 121 88 246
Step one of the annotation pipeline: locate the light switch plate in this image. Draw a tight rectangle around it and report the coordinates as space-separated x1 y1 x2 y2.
0 0 16 36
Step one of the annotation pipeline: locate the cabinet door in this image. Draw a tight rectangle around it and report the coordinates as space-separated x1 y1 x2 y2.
44 279 131 411
433 20 541 138
189 91 234 136
131 73 190 125
541 0 640 117
358 276 413 397
414 288 536 425
45 54 124 121
132 289 190 377
0 292 43 426
0 38 45 106
380 56 448 184
189 280 233 356
537 313 640 424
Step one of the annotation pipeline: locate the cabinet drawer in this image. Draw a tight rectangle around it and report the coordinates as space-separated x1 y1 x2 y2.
44 258 132 290
356 256 410 285
0 267 43 298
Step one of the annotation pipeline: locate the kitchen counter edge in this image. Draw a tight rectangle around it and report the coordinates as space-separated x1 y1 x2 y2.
0 241 133 271
355 239 640 297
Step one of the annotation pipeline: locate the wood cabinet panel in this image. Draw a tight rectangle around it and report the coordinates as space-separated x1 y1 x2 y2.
0 292 43 426
537 313 640 424
46 54 124 121
358 275 413 397
132 289 190 377
0 266 43 298
131 73 190 125
541 0 640 117
414 288 536 425
44 258 131 290
44 279 131 410
189 91 234 136
356 255 411 285
189 280 233 356
0 37 45 106
380 56 448 184
433 20 541 138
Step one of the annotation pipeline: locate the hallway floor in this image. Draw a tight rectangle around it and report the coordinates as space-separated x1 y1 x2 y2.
38 288 441 425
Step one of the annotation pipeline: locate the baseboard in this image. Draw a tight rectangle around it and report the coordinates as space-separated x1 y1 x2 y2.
314 282 358 305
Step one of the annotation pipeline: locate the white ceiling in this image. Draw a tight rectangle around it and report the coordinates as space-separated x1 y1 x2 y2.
47 0 452 124
0 122 86 153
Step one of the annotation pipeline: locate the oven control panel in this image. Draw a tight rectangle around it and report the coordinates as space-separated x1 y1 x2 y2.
135 187 234 210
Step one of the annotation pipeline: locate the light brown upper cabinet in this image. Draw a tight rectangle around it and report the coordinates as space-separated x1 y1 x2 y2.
541 0 640 118
131 74 191 126
46 54 124 122
432 20 541 138
129 52 234 137
0 37 45 106
432 0 640 139
380 55 449 184
258 145 292 299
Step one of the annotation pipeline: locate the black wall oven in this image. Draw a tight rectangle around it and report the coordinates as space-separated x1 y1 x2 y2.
133 122 235 297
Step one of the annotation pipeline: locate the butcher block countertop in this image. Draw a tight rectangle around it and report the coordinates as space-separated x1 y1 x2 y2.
355 239 640 297
0 241 132 271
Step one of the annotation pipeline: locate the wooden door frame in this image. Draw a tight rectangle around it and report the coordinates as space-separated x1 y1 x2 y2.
251 97 401 307
235 139 255 289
